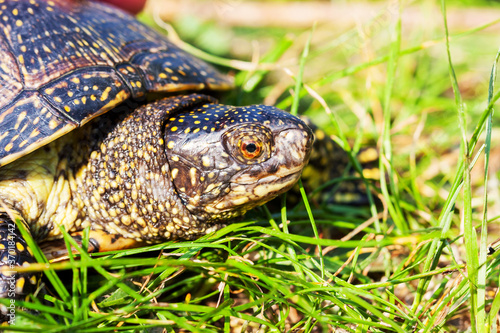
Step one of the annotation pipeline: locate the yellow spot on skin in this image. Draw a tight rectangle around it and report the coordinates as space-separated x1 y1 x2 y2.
29 275 37 285
216 196 249 209
202 156 210 167
232 185 247 193
109 209 117 218
170 126 178 132
16 277 25 294
171 168 178 179
137 218 146 227
190 167 197 186
121 216 131 225
15 19 22 26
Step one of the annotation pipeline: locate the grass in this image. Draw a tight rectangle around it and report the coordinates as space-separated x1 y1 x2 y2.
4 0 500 332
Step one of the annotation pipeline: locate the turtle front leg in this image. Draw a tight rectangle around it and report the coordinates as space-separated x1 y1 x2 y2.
41 230 147 261
0 212 39 323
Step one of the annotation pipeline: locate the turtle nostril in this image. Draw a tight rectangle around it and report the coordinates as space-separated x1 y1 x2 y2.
304 128 314 152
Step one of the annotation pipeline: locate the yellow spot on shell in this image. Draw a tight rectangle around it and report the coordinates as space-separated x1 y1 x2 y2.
48 119 59 129
100 86 112 101
16 242 24 252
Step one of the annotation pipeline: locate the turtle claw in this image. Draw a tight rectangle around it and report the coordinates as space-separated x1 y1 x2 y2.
40 230 146 262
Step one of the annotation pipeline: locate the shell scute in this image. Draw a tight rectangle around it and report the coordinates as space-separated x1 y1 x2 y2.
41 67 130 125
0 91 75 166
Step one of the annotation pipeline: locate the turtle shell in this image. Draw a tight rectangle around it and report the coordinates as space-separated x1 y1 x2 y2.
0 0 232 167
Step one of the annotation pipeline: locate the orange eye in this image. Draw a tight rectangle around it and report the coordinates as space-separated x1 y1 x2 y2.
240 140 262 159
223 124 273 165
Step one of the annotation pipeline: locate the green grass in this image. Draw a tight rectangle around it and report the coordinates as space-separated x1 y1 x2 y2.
4 1 500 332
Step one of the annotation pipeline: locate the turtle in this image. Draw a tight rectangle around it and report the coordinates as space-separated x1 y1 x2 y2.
0 0 314 312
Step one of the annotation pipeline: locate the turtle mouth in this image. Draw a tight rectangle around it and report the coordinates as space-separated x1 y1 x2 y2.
232 164 304 186
205 165 303 213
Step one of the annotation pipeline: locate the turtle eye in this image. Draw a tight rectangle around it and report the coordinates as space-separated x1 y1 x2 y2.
223 125 274 165
240 139 262 159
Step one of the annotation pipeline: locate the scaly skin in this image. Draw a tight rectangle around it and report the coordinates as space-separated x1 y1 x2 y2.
0 94 313 304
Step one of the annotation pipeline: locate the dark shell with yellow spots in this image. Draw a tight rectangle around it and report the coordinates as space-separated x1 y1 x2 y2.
0 0 232 167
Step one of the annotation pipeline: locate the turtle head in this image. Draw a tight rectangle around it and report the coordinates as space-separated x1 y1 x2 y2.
164 102 314 223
